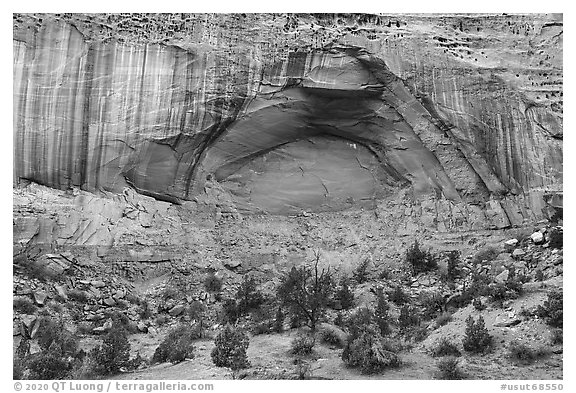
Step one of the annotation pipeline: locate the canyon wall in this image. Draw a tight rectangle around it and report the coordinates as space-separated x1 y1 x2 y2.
13 13 563 227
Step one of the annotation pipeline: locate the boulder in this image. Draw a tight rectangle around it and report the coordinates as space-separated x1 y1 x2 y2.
20 315 37 333
493 313 521 327
54 284 68 300
137 321 148 333
531 231 545 244
512 249 526 259
504 239 518 248
169 304 185 316
103 297 116 306
91 280 106 288
494 269 509 284
33 291 47 306
224 260 242 270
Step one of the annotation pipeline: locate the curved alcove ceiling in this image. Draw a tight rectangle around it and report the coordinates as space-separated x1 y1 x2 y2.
121 46 508 213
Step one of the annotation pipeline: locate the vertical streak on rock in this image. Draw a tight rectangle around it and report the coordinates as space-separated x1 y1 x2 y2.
80 45 94 189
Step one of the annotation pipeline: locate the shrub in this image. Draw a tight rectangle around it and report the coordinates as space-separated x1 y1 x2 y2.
398 305 420 331
353 258 370 284
334 277 355 310
537 290 563 328
534 269 545 282
68 289 90 303
430 337 461 357
204 273 223 293
277 254 334 331
472 298 486 311
374 289 391 336
345 307 376 339
92 325 131 375
451 269 491 308
236 275 266 315
293 359 312 380
161 286 180 301
435 357 465 380
319 327 344 348
27 350 71 379
291 333 316 355
406 241 437 274
105 310 138 334
138 299 153 320
222 298 240 324
13 297 38 314
152 323 199 364
507 341 550 365
472 247 498 265
68 351 101 379
388 286 410 306
35 317 78 356
435 312 453 327
186 301 207 337
488 280 522 304
76 322 95 335
211 325 250 370
342 325 401 374
273 307 285 333
155 314 169 326
445 250 461 280
548 227 563 249
405 325 429 342
13 358 24 380
462 315 492 354
334 312 345 328
419 291 445 320
550 329 563 345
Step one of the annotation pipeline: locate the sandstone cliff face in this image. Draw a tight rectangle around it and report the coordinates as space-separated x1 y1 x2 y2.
13 13 562 227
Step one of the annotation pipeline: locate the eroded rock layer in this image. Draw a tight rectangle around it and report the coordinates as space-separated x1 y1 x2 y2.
13 13 563 225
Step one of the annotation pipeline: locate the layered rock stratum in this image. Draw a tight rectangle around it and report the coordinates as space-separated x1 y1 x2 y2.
13 13 562 228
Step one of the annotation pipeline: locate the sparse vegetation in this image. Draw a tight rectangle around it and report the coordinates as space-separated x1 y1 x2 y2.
291 333 316 355
444 250 461 281
27 349 72 379
388 285 410 306
92 324 131 375
398 305 420 331
222 298 240 324
435 312 453 327
152 323 199 364
536 290 563 328
548 227 563 249
273 307 285 333
374 289 391 336
353 258 371 284
334 276 355 310
319 326 345 348
36 317 79 356
68 289 90 303
550 329 563 345
204 273 223 293
507 341 550 365
406 240 437 274
462 315 492 354
430 337 461 357
435 357 465 380
472 247 498 265
13 296 38 314
236 275 266 315
276 253 334 332
419 290 445 320
211 325 250 370
342 323 401 374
